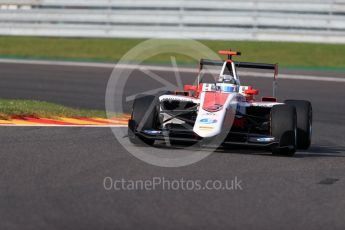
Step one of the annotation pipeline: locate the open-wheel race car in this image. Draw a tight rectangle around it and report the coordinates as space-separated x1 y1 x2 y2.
128 50 312 156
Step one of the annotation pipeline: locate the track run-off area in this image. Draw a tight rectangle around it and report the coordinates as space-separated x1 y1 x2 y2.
0 59 345 230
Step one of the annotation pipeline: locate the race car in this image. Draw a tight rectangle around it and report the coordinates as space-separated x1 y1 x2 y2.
128 50 312 156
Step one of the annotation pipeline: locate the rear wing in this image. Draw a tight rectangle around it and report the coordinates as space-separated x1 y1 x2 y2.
200 59 277 71
199 59 279 97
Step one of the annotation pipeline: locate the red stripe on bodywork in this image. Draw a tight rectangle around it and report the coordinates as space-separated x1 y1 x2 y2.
202 92 230 112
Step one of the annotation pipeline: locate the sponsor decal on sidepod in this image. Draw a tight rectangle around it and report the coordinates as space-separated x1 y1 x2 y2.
199 126 214 130
199 118 217 124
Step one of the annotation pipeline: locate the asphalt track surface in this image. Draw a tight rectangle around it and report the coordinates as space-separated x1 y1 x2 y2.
1 61 345 230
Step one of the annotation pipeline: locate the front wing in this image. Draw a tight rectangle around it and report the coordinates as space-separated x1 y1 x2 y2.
129 120 278 147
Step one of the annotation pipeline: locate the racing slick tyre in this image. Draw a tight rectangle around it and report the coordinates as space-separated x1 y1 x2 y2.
128 94 158 146
284 100 312 149
271 104 297 156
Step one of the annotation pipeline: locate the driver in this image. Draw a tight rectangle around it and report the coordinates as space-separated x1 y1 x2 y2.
218 74 237 85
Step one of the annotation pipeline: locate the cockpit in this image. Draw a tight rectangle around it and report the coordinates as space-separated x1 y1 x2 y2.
218 61 239 86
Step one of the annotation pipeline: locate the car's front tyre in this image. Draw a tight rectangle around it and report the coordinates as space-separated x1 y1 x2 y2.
128 94 158 146
284 100 312 149
271 104 297 156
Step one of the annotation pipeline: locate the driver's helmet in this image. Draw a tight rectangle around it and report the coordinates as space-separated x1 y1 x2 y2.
221 74 236 84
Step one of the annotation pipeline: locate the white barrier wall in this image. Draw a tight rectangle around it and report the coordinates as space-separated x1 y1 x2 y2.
0 0 344 43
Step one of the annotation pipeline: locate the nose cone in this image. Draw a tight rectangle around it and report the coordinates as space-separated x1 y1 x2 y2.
193 91 238 138
194 117 220 138
194 92 230 138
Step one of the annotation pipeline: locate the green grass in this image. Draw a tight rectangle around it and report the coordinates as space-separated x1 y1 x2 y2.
0 99 111 120
0 36 345 69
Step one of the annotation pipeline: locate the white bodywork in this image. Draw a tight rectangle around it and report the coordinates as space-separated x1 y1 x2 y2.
193 84 238 138
159 61 282 138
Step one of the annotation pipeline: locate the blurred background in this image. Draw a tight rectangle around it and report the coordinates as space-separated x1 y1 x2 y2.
1 0 345 42
0 0 344 68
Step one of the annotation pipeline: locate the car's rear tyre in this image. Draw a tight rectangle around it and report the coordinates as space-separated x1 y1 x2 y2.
284 100 312 149
271 104 297 156
128 94 157 146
